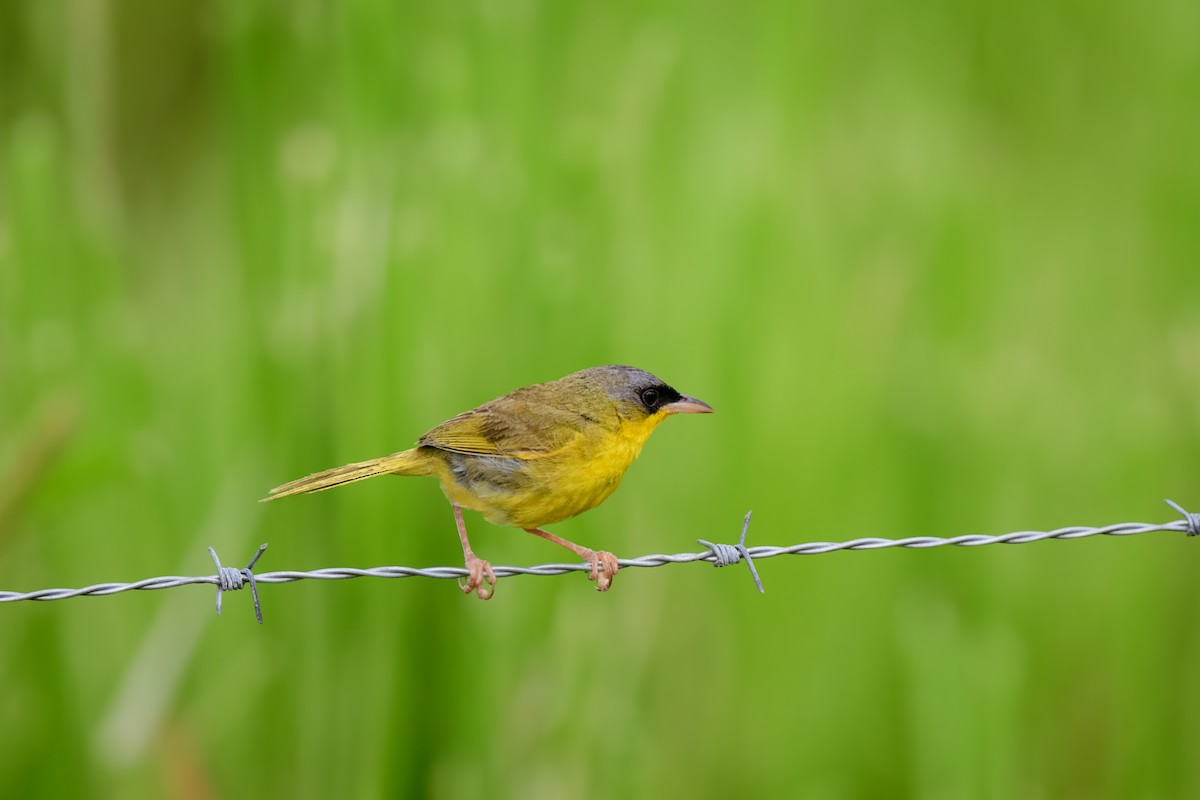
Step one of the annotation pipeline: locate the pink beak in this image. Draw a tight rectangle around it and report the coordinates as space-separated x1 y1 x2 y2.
662 395 714 415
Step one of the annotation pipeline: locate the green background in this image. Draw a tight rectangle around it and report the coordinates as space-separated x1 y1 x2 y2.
3 1 1199 797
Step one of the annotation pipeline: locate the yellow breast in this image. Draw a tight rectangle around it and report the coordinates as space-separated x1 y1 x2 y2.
431 411 667 529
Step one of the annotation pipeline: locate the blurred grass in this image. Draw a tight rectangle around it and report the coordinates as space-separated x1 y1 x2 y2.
2 0 1200 797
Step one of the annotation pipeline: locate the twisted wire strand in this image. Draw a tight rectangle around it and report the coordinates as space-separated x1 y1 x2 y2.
1 503 1193 614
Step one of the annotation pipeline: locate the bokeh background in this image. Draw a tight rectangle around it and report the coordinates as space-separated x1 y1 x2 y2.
3 1 1199 797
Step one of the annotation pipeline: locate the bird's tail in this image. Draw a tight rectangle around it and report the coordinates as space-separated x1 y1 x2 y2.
262 448 433 501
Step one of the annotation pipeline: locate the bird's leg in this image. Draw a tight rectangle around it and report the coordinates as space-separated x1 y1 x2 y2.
453 504 495 600
523 528 619 591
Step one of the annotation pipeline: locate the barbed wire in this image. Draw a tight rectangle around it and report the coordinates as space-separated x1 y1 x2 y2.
2 500 1196 622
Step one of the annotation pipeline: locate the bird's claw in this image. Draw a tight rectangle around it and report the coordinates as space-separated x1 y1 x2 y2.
587 550 619 592
458 555 496 600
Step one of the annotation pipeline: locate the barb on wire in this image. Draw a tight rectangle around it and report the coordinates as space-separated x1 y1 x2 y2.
0 499 1195 621
1166 499 1200 536
210 544 268 623
698 510 763 592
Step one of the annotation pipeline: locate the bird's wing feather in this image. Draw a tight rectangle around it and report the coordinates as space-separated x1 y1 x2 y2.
418 397 589 458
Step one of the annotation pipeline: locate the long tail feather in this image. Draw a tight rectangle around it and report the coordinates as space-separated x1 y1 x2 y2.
262 448 432 501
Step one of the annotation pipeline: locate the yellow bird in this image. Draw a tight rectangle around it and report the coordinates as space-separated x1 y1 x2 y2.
263 365 712 598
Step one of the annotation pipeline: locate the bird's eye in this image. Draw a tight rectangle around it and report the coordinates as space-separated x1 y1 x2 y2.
639 388 660 409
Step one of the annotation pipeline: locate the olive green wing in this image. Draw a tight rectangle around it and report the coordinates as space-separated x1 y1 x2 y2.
418 397 587 458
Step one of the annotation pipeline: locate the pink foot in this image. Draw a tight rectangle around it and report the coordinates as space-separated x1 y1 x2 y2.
585 550 619 592
459 554 496 600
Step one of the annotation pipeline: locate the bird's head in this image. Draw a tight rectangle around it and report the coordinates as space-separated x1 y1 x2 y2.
569 365 713 426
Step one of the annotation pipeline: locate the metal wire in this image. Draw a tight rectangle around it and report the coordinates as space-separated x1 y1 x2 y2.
1 500 1195 621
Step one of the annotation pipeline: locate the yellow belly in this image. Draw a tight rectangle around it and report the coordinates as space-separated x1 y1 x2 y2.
428 414 663 529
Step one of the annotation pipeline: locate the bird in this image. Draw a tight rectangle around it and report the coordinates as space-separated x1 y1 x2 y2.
262 365 713 599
